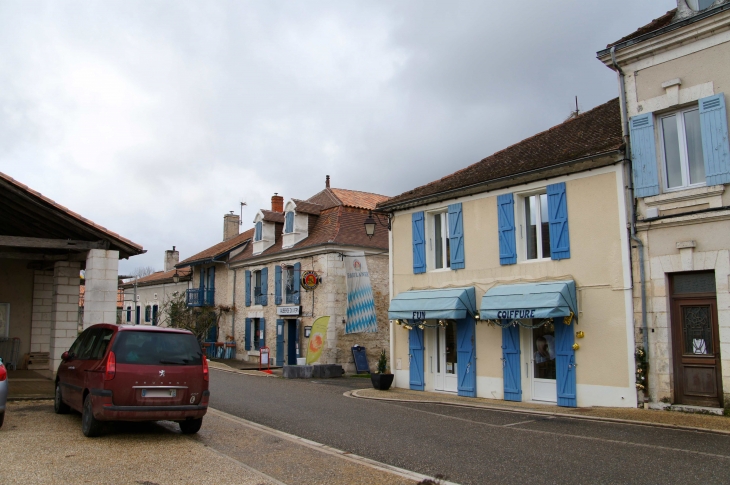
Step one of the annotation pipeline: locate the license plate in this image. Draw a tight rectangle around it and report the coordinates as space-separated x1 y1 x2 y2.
141 389 177 398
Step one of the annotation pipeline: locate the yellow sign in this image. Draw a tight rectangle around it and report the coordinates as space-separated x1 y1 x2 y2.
306 316 330 364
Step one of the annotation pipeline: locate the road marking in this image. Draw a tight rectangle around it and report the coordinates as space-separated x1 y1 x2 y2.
502 419 537 427
381 401 730 460
207 407 461 485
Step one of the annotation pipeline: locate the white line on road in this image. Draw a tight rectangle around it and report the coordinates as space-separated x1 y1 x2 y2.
502 419 537 427
207 407 462 485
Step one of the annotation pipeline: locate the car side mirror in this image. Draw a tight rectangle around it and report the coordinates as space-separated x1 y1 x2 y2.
61 351 70 361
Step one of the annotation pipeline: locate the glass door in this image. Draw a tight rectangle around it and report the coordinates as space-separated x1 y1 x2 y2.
434 322 458 393
531 325 557 402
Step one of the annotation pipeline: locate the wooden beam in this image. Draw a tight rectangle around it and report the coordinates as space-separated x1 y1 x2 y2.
0 236 108 250
0 252 69 261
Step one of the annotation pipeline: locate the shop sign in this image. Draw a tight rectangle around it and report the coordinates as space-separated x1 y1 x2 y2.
277 306 301 316
412 311 426 320
496 309 536 319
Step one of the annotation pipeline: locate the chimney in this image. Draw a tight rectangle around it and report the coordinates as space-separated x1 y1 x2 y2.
164 246 179 272
271 193 284 213
326 175 330 188
223 212 240 241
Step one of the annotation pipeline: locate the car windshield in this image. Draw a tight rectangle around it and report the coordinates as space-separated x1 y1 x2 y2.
112 331 203 365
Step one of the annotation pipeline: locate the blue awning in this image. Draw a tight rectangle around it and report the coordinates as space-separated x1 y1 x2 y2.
388 287 477 320
479 280 577 320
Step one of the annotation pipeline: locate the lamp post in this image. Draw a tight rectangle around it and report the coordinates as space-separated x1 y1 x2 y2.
363 210 391 239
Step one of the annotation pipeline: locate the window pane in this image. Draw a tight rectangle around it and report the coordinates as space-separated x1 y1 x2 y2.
113 331 203 365
434 214 443 269
684 109 706 185
445 213 450 268
540 193 551 258
445 321 457 375
525 196 537 260
662 115 683 188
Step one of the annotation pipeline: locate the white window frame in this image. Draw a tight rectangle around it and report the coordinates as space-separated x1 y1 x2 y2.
658 106 706 192
518 191 551 262
427 210 450 271
283 265 296 304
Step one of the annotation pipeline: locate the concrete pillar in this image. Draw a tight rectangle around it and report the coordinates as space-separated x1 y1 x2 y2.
83 249 119 329
30 270 54 354
49 261 81 373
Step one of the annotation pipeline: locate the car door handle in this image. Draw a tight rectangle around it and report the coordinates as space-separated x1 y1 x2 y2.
68 366 75 370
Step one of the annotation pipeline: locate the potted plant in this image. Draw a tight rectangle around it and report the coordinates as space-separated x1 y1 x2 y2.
370 349 394 390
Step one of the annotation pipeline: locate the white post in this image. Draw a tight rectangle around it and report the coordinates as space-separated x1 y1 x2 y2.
83 249 120 329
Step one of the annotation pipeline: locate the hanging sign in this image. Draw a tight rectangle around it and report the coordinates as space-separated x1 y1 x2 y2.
301 271 321 291
345 253 378 334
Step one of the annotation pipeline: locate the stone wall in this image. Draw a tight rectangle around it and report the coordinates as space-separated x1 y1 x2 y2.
49 261 81 373
31 269 54 354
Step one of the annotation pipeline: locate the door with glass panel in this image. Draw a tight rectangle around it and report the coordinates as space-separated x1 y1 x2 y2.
433 322 458 393
670 272 721 407
531 325 557 402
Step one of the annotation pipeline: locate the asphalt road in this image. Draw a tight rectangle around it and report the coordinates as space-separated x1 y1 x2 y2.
209 369 730 485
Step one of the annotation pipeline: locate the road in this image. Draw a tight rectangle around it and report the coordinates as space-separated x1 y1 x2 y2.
209 368 730 485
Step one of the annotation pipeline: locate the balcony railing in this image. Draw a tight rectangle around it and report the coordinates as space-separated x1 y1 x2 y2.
186 288 215 307
254 286 264 305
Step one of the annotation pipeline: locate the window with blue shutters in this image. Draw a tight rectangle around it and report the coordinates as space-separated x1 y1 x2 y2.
254 221 263 241
630 113 660 197
284 211 295 233
699 93 730 186
292 263 301 304
412 212 426 274
244 270 251 307
260 267 268 306
497 193 517 265
547 182 571 260
275 266 282 305
523 192 551 260
448 203 465 270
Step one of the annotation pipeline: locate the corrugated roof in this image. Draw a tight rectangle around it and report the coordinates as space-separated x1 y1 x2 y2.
378 98 623 210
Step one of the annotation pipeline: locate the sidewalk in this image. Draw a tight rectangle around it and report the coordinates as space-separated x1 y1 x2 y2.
6 370 54 400
351 386 730 434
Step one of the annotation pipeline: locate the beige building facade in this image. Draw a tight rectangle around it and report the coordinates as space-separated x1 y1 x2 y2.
380 99 638 408
598 0 730 409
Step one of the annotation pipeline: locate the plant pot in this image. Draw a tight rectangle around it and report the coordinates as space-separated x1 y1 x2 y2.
370 373 394 390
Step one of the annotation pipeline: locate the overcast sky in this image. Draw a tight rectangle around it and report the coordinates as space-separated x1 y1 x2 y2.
0 1 675 274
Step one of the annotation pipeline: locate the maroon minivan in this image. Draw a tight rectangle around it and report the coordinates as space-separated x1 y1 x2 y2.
55 324 209 437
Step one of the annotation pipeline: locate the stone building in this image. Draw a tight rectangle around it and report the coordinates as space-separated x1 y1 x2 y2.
598 0 730 410
217 178 391 373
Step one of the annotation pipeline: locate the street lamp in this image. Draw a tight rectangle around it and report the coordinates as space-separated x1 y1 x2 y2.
363 210 391 239
172 270 180 284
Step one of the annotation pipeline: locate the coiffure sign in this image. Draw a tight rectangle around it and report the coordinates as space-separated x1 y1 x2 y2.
496 309 536 319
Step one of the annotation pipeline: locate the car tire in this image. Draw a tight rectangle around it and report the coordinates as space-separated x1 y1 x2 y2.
81 394 103 437
179 418 203 434
0 411 4 428
54 383 71 414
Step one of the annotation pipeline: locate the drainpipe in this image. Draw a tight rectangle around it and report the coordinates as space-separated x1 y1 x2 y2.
611 47 649 361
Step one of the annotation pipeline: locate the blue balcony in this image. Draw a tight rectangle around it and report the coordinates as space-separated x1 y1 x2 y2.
186 288 215 307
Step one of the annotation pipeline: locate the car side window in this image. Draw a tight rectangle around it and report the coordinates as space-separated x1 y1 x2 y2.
77 329 101 360
88 329 114 360
68 331 87 358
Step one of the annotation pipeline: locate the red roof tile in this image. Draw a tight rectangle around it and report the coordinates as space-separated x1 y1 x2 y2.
119 267 192 289
378 98 623 210
292 199 323 215
177 228 254 266
306 188 389 211
607 9 677 48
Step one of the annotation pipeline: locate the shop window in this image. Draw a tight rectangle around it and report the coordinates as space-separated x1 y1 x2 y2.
660 107 706 190
524 193 551 260
430 211 450 270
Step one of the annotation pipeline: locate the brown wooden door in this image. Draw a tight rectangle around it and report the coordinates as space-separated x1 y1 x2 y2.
670 297 722 407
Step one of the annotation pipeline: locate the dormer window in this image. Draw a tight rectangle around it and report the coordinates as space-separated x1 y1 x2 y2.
688 0 715 11
254 221 263 241
285 211 295 233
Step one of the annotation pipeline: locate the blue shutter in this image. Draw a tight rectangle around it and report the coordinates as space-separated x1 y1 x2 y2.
255 221 262 241
208 267 215 305
292 263 301 304
285 212 294 233
456 317 476 397
699 93 730 186
199 267 204 288
501 324 522 401
629 113 660 197
547 182 571 260
276 319 285 366
412 212 426 274
497 194 516 265
244 270 251 307
245 318 251 350
260 317 266 349
555 320 577 407
408 326 425 390
260 267 268 306
448 203 465 270
275 266 282 305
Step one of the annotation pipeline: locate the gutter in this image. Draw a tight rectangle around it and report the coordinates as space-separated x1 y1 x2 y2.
611 47 649 370
227 242 389 268
378 149 624 212
597 3 730 58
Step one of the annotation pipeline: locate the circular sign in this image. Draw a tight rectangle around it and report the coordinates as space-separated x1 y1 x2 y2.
301 271 320 291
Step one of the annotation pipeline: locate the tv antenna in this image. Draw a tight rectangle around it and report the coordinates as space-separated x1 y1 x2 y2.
239 201 247 225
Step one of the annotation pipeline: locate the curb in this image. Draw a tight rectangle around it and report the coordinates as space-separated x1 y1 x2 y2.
7 396 54 402
346 389 730 436
209 363 278 378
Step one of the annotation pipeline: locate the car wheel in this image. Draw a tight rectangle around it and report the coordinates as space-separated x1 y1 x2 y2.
179 418 203 434
54 383 71 414
0 411 4 428
81 394 103 437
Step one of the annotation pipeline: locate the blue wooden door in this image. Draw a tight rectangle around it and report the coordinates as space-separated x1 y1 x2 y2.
276 320 285 366
409 326 425 390
502 324 522 401
456 317 476 397
555 321 577 407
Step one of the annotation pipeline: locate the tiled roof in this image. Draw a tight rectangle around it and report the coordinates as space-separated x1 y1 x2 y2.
607 9 677 48
261 210 285 223
292 199 323 215
177 228 254 267
306 187 389 210
0 171 144 256
229 205 387 264
378 97 623 210
119 267 192 289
